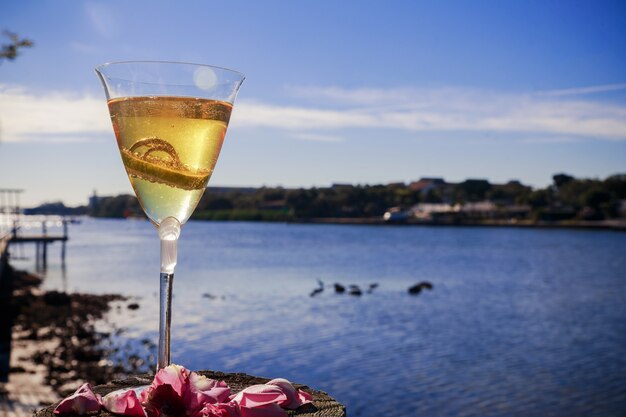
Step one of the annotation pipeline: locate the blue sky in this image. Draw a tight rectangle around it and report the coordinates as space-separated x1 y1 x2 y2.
1 0 625 206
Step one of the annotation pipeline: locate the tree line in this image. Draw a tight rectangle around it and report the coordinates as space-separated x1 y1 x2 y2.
30 173 623 222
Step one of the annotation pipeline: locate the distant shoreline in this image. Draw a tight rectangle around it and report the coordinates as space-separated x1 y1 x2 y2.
292 217 626 231
84 215 626 231
11 213 626 231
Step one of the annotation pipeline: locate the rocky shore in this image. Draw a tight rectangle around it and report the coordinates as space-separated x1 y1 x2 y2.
1 264 154 404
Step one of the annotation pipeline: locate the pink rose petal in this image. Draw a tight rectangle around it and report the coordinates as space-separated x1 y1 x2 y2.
142 364 234 417
187 373 231 408
193 385 232 406
297 389 313 405
195 401 241 417
240 404 287 417
266 378 312 409
139 386 149 404
143 364 194 417
102 388 146 417
230 384 287 408
53 383 102 415
153 364 190 396
130 365 309 417
143 384 187 417
189 372 217 391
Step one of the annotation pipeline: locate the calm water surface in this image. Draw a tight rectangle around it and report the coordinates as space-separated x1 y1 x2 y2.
13 219 626 417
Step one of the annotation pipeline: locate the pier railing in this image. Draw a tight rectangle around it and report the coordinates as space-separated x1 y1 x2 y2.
1 214 72 270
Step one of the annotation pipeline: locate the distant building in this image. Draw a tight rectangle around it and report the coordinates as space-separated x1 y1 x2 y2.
88 190 100 210
501 205 532 219
408 178 446 193
461 201 497 213
463 201 500 219
331 183 354 189
409 203 459 220
383 207 409 222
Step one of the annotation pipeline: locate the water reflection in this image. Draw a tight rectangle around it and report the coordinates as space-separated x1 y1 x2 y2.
6 219 626 416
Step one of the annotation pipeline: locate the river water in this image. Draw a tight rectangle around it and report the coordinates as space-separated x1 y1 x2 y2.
11 218 626 416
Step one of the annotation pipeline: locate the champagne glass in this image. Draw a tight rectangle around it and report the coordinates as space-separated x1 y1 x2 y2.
95 61 244 371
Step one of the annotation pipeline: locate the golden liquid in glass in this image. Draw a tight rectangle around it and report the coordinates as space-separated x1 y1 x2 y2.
108 96 232 225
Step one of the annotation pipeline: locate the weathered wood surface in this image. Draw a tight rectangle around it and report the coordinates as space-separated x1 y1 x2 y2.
32 371 346 417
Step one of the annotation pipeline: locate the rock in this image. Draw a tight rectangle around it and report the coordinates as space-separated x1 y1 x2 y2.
309 288 323 297
334 283 345 293
408 281 434 295
43 291 71 306
349 285 362 296
419 281 433 290
310 279 325 297
408 285 422 295
367 283 379 294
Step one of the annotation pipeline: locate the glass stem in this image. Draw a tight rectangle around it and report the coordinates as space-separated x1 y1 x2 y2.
157 217 181 372
158 272 174 370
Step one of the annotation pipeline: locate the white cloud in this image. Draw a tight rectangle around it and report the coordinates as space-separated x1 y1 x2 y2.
291 133 344 142
1 83 625 144
537 83 626 97
233 100 377 130
85 1 119 39
0 85 110 143
279 85 626 140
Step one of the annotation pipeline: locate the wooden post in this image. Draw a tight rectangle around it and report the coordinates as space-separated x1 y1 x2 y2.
61 241 66 263
41 220 48 269
61 219 67 262
42 241 47 270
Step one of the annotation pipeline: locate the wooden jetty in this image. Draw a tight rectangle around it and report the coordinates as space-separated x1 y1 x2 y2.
1 187 69 268
9 219 69 269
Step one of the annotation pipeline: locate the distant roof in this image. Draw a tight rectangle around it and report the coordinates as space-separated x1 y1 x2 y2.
408 178 446 191
462 178 491 184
